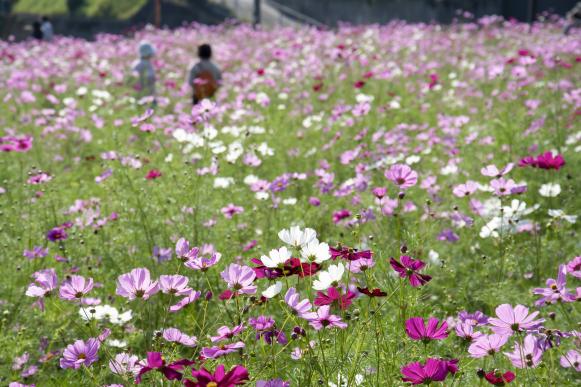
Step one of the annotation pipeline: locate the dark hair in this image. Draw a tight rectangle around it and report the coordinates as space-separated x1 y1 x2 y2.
198 44 212 59
42 16 49 22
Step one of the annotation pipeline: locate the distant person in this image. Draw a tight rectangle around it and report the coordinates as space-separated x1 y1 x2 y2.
564 2 581 35
133 42 157 103
41 16 54 41
32 21 43 40
188 44 222 105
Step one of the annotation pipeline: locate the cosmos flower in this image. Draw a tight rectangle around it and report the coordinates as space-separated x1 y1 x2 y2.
300 240 331 263
158 275 192 296
313 263 345 290
210 324 245 343
385 164 418 189
452 181 479 197
455 322 484 342
59 338 100 369
115 268 159 300
538 183 561 197
109 353 141 376
481 163 514 178
400 358 455 385
560 350 581 371
484 370 516 385
221 204 244 219
136 352 194 383
201 342 245 359
488 304 544 336
533 265 576 306
284 287 316 319
405 317 449 342
390 256 431 287
186 364 249 387
162 328 197 347
566 256 581 278
220 264 256 295
504 334 543 368
59 275 94 301
308 305 347 330
468 334 509 358
314 287 356 310
260 247 292 268
25 269 58 298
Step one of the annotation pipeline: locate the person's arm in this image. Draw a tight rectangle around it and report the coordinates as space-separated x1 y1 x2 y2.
188 65 198 87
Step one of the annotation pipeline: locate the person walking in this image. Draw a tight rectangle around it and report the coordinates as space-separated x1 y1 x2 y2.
41 16 54 41
32 21 43 40
133 42 157 104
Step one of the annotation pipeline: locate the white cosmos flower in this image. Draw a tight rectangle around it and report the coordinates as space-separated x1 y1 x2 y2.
213 177 234 189
107 339 127 348
243 175 259 185
255 192 269 200
261 247 292 268
282 198 297 205
278 226 317 248
79 305 132 325
313 263 345 290
262 282 282 298
301 240 331 263
548 209 577 224
539 183 561 197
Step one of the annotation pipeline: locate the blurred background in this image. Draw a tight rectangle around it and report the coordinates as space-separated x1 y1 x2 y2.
0 0 578 40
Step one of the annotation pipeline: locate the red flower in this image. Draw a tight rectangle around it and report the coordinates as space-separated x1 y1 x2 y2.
145 169 162 180
484 370 516 386
314 287 356 310
357 287 387 297
354 80 365 88
251 257 319 279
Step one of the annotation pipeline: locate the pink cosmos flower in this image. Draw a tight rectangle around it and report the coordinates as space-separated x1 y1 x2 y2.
405 317 448 342
481 163 514 177
59 275 94 300
488 304 544 336
59 338 100 369
490 178 517 196
210 324 245 342
186 364 249 387
504 334 543 368
346 257 375 273
201 342 245 359
284 287 316 319
308 305 348 330
162 328 197 347
25 269 58 298
159 275 191 296
390 255 432 287
109 353 142 376
455 321 484 342
560 350 581 371
452 181 479 197
185 252 221 271
169 290 202 312
116 268 159 300
221 204 244 219
533 265 576 306
400 358 456 385
385 164 418 189
566 256 581 278
220 264 256 295
468 334 509 358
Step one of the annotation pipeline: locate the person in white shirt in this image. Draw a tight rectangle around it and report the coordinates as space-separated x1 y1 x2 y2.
133 42 156 102
40 16 54 41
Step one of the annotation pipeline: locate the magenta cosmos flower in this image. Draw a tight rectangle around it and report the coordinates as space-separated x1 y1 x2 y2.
400 358 456 385
116 268 159 300
59 275 94 300
220 264 256 295
504 334 543 368
25 268 58 298
59 338 100 369
390 255 432 287
488 304 544 336
468 334 509 358
405 317 448 342
185 364 249 387
308 305 347 330
484 370 516 385
385 164 418 189
136 352 194 384
201 342 245 359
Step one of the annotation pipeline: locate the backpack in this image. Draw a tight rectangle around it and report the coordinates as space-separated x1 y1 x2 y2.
193 70 218 101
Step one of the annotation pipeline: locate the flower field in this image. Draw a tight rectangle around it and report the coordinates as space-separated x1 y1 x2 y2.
0 15 580 387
